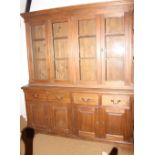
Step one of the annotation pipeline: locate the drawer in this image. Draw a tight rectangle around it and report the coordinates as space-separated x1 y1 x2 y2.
73 93 99 105
47 92 71 103
25 90 48 101
25 90 71 103
102 95 130 106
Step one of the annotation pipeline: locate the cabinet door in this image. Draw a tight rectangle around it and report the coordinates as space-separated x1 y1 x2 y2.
50 20 73 83
28 102 51 132
52 103 72 134
103 107 132 142
73 105 99 139
29 22 50 82
75 16 101 85
101 12 133 86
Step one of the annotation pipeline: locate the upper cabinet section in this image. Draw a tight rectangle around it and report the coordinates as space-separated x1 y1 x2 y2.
22 0 133 89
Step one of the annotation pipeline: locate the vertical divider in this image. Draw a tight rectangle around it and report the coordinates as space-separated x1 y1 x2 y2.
25 23 34 83
96 15 102 85
46 20 53 83
47 20 54 82
124 12 132 85
100 15 106 84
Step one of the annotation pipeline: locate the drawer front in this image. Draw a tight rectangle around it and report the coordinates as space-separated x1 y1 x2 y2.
25 90 71 103
73 93 99 105
102 95 130 107
47 92 71 104
25 90 48 101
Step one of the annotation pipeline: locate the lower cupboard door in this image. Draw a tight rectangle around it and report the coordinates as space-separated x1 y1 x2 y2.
28 102 51 132
103 107 132 142
52 104 72 134
74 105 99 139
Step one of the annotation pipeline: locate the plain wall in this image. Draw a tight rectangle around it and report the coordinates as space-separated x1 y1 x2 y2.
20 0 114 118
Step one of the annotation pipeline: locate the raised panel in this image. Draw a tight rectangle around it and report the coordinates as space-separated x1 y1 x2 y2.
53 105 71 133
55 60 68 80
106 59 124 81
33 60 48 80
106 17 124 34
79 37 96 58
54 39 68 58
29 102 51 130
79 19 96 36
80 59 97 81
106 36 125 58
31 25 45 39
75 106 97 138
106 113 124 136
103 107 126 141
53 22 68 37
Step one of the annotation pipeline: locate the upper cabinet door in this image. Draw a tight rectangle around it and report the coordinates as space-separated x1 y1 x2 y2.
28 22 50 82
101 12 133 86
50 19 73 84
74 16 101 85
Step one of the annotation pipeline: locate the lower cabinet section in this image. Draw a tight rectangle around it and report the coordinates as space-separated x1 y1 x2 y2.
23 87 133 143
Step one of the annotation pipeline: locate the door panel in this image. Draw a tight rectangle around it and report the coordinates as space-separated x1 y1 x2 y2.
105 17 124 34
51 20 72 83
103 107 125 141
52 104 72 134
101 13 132 86
28 102 51 131
30 23 49 81
106 59 124 81
74 105 98 139
106 36 125 58
55 60 68 80
76 16 101 84
80 59 97 81
79 19 96 36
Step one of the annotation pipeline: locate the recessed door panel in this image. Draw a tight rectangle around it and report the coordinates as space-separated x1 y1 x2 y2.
52 104 71 134
106 59 124 81
79 19 96 36
28 102 51 131
106 17 124 34
31 24 49 81
77 17 100 83
55 60 68 80
80 59 97 81
106 36 125 58
52 21 71 82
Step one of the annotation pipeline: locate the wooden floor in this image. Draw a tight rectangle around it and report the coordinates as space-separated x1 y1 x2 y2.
20 116 134 155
